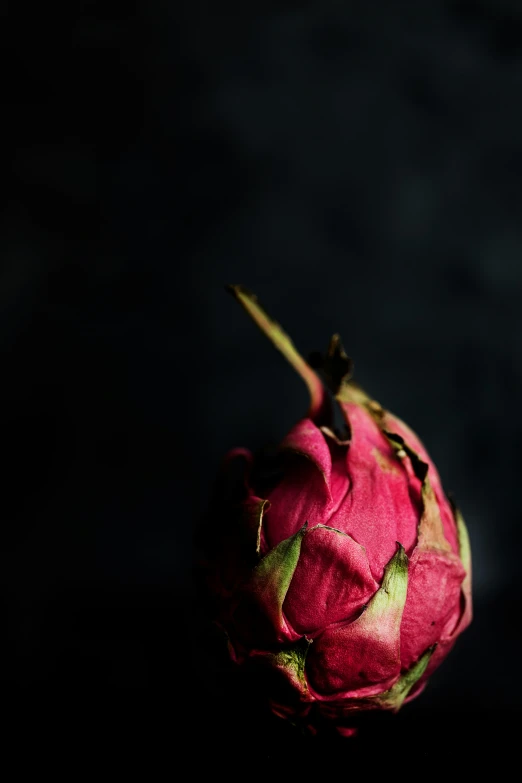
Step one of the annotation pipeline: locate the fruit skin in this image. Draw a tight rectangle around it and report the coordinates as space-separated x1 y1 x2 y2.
205 286 472 737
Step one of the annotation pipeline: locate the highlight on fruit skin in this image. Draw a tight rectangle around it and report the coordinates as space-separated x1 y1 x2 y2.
204 285 472 738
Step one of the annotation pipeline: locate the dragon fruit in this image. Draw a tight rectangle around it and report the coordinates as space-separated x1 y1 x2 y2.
206 285 472 737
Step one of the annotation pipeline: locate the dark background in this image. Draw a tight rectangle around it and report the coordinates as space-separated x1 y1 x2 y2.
1 0 521 768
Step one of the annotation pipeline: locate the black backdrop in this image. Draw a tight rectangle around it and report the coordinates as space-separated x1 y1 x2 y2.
2 0 521 769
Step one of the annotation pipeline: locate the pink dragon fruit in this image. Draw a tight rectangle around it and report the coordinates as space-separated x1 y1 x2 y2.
207 285 472 737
